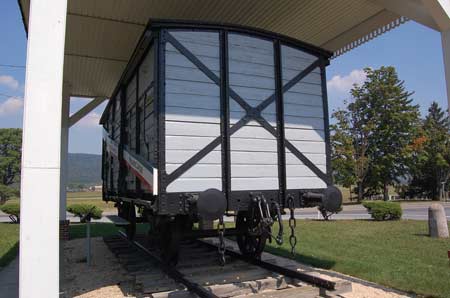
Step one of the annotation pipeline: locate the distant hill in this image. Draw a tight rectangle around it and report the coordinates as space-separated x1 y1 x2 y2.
68 153 102 186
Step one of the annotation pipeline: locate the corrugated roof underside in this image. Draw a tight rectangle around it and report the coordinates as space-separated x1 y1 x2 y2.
19 0 399 97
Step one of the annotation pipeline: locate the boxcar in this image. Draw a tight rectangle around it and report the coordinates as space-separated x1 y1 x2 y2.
100 20 342 264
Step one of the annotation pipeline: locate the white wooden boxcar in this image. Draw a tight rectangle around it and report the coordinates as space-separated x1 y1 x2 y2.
101 20 341 262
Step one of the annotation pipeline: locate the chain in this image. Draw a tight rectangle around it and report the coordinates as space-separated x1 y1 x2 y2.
287 196 297 256
218 216 226 266
273 202 284 245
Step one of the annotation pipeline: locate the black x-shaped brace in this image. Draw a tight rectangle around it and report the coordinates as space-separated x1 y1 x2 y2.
165 32 331 185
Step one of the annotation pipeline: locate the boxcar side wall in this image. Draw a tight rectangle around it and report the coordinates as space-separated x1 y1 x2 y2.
103 43 157 198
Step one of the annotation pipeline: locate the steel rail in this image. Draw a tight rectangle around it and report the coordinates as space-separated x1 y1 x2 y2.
118 231 219 298
200 240 336 291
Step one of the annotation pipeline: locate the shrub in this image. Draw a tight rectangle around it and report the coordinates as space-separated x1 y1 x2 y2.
362 201 402 221
0 203 20 223
67 204 102 222
0 185 18 205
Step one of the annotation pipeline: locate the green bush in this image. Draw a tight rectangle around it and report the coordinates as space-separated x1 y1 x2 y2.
362 201 402 221
67 204 102 222
0 203 20 223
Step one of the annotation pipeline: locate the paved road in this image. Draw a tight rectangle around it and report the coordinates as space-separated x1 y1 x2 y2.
293 202 450 220
1 202 449 223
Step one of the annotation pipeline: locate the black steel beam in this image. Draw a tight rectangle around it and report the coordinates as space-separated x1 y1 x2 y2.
155 29 168 213
320 56 333 185
220 30 231 205
135 65 142 194
274 40 287 206
118 88 127 195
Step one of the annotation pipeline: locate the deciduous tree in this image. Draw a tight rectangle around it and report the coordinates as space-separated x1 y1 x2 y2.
331 67 419 201
0 128 22 203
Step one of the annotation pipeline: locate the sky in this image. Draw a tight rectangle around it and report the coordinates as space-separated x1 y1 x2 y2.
0 2 448 154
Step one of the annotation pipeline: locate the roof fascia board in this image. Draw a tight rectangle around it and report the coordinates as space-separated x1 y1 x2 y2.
321 10 406 57
370 0 439 30
422 0 450 31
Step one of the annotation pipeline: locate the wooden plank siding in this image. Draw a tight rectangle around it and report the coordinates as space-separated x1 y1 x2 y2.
228 33 279 191
125 74 137 191
165 31 222 192
111 96 121 192
282 44 327 189
139 47 156 194
164 30 328 193
117 45 156 195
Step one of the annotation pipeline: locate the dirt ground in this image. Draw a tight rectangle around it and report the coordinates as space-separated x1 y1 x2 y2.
341 283 413 298
60 237 413 298
60 238 134 298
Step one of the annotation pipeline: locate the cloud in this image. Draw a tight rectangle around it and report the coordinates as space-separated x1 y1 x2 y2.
0 97 23 115
75 112 101 128
327 69 366 94
0 75 20 90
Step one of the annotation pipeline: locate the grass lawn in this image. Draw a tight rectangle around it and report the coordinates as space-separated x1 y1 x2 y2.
67 191 102 199
66 191 116 212
0 223 19 268
267 220 450 298
4 199 115 213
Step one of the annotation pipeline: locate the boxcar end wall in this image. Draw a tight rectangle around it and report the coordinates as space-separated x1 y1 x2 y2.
101 21 333 214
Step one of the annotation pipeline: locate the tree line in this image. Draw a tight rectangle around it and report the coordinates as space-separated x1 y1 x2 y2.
331 66 450 201
0 66 449 204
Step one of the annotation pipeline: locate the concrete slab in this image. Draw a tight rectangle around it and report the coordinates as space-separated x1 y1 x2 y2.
0 256 19 298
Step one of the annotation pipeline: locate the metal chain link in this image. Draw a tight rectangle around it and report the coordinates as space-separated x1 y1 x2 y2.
287 196 297 256
218 216 226 266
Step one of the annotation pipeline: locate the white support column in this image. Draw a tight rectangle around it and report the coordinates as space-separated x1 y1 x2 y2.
442 30 450 113
19 0 68 297
60 84 71 221
422 0 450 113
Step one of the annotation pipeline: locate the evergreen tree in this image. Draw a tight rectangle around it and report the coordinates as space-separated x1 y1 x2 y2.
409 102 450 199
362 67 420 200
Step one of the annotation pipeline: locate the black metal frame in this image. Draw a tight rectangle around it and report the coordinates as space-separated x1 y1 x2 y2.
219 30 231 208
101 20 333 215
274 40 287 206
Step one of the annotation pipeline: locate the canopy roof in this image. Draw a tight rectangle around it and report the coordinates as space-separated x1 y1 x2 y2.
18 0 412 98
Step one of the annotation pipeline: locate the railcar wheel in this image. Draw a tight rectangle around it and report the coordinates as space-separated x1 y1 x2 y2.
236 211 268 259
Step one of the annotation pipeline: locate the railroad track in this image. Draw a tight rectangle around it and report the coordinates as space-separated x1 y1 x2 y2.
103 233 351 297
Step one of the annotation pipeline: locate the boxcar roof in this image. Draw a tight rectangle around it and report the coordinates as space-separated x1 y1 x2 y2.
18 0 411 99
